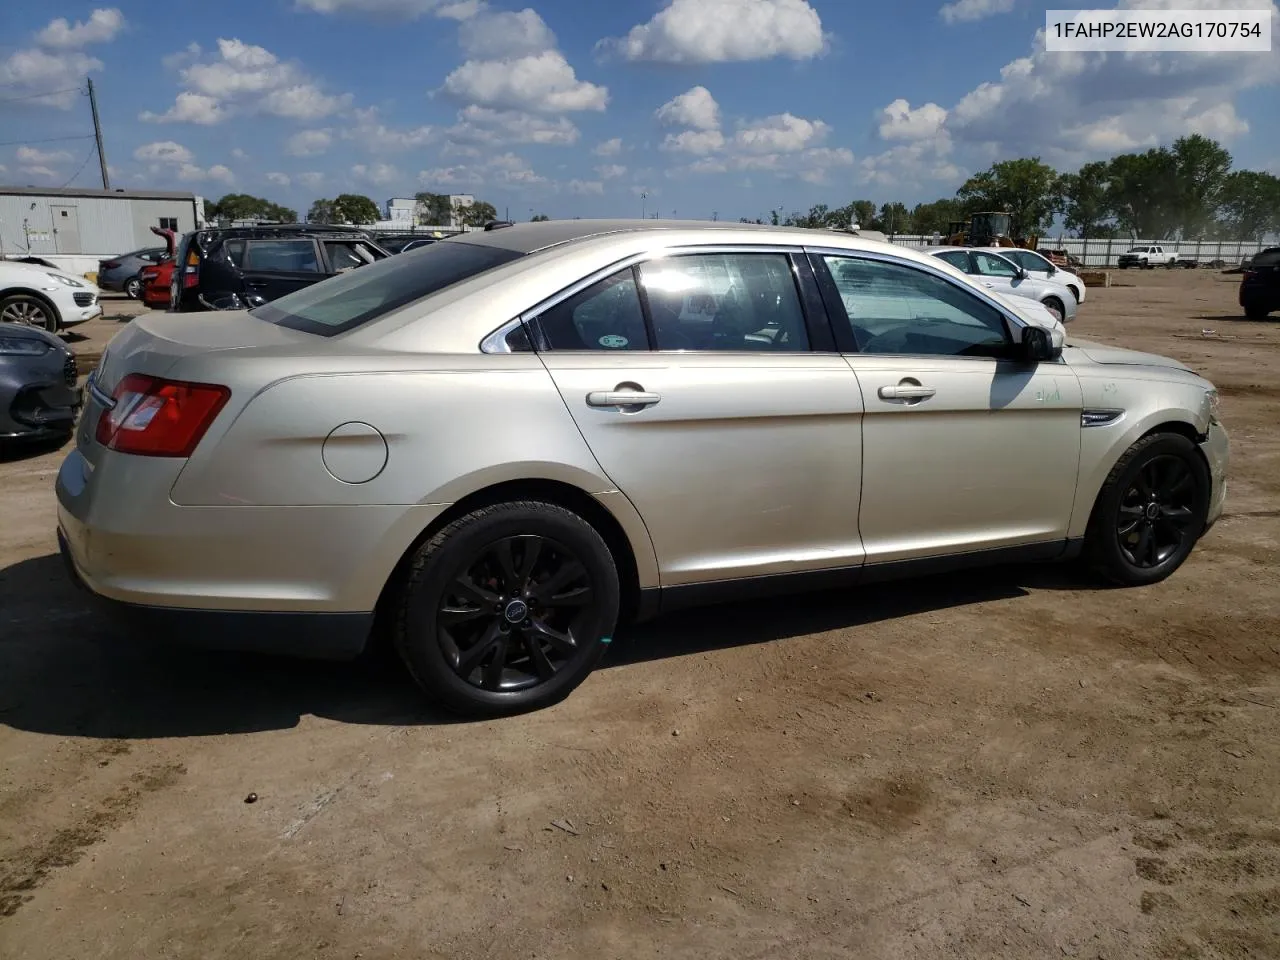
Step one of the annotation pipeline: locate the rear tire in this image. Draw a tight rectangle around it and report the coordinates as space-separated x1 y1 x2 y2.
1042 297 1065 323
1244 305 1270 321
125 276 142 299
1084 432 1210 586
393 501 620 717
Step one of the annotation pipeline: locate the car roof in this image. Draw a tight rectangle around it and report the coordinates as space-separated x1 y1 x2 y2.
198 224 375 240
448 218 830 255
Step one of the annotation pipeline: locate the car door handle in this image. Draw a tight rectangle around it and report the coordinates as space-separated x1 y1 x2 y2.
245 279 268 288
982 281 995 288
878 384 936 400
586 389 661 409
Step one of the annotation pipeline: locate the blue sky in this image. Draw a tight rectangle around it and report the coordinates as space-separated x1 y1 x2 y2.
2 0 1278 221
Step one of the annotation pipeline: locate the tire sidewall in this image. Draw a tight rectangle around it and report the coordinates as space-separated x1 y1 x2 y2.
125 276 141 299
1091 433 1211 585
1 294 57 333
398 504 620 716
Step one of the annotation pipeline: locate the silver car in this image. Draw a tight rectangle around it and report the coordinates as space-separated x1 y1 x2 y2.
929 246 1079 323
57 220 1227 716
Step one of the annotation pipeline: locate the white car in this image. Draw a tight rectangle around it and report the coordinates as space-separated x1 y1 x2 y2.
929 247 1078 324
977 246 1087 304
0 260 103 332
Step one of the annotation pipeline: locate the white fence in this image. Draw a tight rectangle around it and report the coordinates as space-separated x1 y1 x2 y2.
884 235 1268 267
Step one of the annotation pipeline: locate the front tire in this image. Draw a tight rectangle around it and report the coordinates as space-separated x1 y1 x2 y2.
0 294 58 332
393 501 620 717
1084 432 1210 586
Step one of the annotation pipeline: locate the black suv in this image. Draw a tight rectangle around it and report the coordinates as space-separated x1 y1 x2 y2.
1240 247 1280 320
170 224 390 312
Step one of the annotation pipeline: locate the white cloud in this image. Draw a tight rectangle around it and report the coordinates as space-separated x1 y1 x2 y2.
593 137 623 156
443 50 607 112
352 162 402 187
177 163 235 184
162 43 202 70
231 148 248 160
297 171 325 188
446 105 578 145
140 91 226 125
16 145 72 164
145 37 350 125
294 0 483 17
732 113 828 153
940 0 1017 23
266 172 292 186
19 165 59 180
0 49 102 107
568 179 604 195
458 8 555 58
878 98 949 142
662 129 726 155
858 140 962 187
655 86 720 131
602 0 826 64
418 152 547 190
134 141 195 164
343 108 435 150
36 9 125 48
596 163 627 179
286 129 333 156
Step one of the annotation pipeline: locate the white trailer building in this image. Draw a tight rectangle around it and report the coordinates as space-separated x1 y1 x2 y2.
0 186 206 276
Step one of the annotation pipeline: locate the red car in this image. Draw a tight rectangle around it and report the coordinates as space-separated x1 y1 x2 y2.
139 226 178 309
139 259 174 307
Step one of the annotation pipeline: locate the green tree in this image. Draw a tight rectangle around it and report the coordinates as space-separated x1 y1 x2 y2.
1106 148 1180 238
910 198 968 235
531 213 551 221
307 198 336 224
208 193 296 223
330 194 381 225
1056 160 1111 237
956 158 1060 239
873 202 912 235
461 200 498 226
1169 134 1233 238
1218 170 1280 241
415 192 452 225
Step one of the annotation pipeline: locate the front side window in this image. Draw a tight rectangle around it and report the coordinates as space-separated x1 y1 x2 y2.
251 239 525 336
536 269 649 351
244 240 321 273
822 255 1011 358
637 253 809 351
972 252 1020 278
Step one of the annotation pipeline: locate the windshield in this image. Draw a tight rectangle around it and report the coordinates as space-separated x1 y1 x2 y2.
250 240 525 336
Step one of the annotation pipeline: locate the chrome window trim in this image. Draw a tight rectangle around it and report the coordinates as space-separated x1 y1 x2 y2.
480 317 528 355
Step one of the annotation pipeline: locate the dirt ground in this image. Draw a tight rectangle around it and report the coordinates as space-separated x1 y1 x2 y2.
1 273 1277 960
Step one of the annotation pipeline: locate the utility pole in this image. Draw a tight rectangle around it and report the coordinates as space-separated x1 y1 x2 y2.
640 192 647 220
87 77 109 190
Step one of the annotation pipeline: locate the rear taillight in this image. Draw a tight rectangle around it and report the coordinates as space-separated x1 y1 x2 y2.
95 373 230 457
183 248 200 289
101 260 120 270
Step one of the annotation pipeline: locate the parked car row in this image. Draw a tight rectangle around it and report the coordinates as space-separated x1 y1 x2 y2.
928 246 1081 323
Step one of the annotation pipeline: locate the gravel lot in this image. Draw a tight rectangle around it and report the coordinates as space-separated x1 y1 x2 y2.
1 273 1277 960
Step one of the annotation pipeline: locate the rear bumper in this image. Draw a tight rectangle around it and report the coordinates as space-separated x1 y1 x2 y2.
57 526 374 660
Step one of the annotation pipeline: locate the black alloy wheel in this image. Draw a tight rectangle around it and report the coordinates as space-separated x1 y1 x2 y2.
1115 455 1199 569
394 501 620 716
439 534 595 692
1085 432 1210 586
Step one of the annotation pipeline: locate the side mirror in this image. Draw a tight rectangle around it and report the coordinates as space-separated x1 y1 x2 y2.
1019 326 1060 363
1015 265 1027 280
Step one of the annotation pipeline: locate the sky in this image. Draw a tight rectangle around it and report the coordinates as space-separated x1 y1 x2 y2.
1 0 1278 222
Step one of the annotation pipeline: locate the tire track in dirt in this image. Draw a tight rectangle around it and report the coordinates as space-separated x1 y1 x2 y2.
0 761 186 918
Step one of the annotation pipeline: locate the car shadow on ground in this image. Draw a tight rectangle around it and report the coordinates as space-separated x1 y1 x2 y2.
0 551 1087 741
0 435 69 464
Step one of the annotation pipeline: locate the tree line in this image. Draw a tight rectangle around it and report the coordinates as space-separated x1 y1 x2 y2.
748 135 1280 242
202 192 503 228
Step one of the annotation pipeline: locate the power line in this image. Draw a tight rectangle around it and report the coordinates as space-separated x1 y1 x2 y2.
58 145 100 190
0 86 83 106
0 134 95 148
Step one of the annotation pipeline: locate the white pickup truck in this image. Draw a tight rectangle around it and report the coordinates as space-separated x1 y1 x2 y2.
1117 244 1178 269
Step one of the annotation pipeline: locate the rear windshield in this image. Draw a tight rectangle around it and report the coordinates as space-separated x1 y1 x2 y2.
250 240 525 336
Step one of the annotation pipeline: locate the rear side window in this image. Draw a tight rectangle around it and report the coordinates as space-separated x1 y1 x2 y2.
244 240 321 273
324 240 378 272
250 240 525 336
536 269 649 351
935 251 972 272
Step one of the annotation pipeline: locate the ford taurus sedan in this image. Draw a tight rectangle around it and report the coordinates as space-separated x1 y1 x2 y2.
56 220 1228 716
